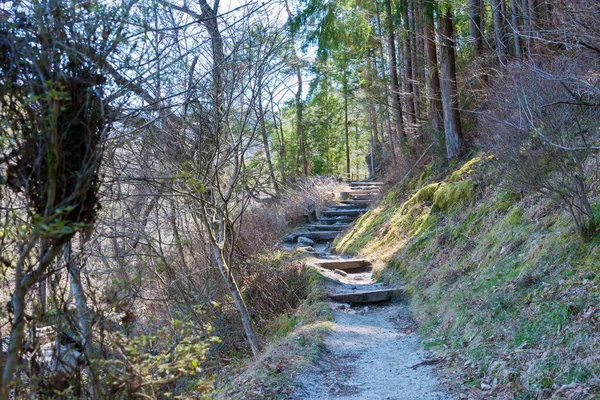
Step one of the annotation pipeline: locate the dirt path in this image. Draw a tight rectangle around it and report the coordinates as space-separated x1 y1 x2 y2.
293 264 454 400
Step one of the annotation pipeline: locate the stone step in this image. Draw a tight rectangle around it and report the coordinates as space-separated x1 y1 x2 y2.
340 200 371 206
329 288 398 304
348 195 377 201
341 190 379 196
350 186 381 192
313 258 370 271
306 224 349 231
321 209 367 217
319 216 357 224
286 231 340 242
349 181 384 186
329 203 369 210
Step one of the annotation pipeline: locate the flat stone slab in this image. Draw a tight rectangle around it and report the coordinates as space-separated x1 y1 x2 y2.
350 187 382 192
349 181 384 185
340 200 371 206
329 288 398 304
319 216 356 224
322 209 366 217
306 224 349 231
349 195 377 201
291 231 340 241
313 258 370 271
342 190 379 196
329 203 368 210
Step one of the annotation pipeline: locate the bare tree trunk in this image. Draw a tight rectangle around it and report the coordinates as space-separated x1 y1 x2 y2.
409 0 422 122
373 0 396 162
510 0 522 56
344 76 351 175
439 5 463 159
469 0 485 57
198 200 261 356
271 104 286 182
424 0 444 134
196 0 261 357
325 78 331 175
521 0 531 54
1 242 64 400
384 0 408 153
402 0 417 132
198 0 225 140
492 0 509 62
257 84 279 195
64 241 98 398
296 65 308 176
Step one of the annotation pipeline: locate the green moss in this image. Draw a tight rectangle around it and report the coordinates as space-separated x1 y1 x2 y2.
432 180 475 211
449 157 482 182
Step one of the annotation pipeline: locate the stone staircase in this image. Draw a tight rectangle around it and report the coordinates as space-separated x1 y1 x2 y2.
283 180 400 305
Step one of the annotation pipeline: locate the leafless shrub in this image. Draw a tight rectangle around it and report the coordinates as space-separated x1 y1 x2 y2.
279 177 345 225
482 58 600 238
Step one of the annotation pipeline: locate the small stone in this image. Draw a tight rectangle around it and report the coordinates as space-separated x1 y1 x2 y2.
481 383 492 391
297 236 315 246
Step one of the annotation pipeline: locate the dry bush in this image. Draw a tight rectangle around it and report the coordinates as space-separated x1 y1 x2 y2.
240 259 309 331
280 177 346 224
481 57 600 238
237 177 345 253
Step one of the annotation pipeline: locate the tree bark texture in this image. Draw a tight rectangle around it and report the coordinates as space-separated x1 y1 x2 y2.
469 0 485 57
384 0 407 153
439 5 463 159
492 0 509 62
424 0 444 134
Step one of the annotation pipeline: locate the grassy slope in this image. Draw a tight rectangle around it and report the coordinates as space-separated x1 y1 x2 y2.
335 155 600 398
214 258 333 399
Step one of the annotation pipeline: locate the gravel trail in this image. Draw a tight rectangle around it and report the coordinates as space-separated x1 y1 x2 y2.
293 262 454 400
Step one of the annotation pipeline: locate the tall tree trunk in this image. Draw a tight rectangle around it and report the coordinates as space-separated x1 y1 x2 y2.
198 198 261 357
325 77 331 175
257 83 279 195
424 0 444 134
197 0 260 357
344 76 350 176
492 0 509 62
401 0 417 132
366 50 380 144
384 0 408 153
408 0 421 122
198 0 224 140
521 0 531 54
373 0 396 162
271 105 286 182
510 0 522 56
296 65 308 176
439 5 463 159
64 241 98 398
1 241 64 400
469 0 485 56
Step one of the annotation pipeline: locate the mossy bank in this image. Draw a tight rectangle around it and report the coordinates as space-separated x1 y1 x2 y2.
335 155 600 398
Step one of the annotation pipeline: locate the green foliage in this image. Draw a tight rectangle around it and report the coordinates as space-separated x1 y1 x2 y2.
432 180 475 211
98 322 220 398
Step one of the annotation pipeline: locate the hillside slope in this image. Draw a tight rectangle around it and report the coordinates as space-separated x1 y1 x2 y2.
334 155 600 398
